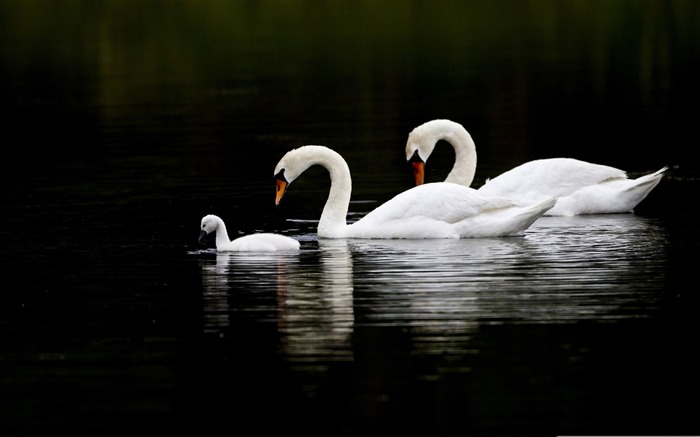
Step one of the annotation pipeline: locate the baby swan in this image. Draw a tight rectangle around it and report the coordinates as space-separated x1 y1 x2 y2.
199 214 300 251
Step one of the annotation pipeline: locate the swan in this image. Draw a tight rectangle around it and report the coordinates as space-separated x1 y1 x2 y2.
199 214 300 251
405 119 668 216
273 145 556 239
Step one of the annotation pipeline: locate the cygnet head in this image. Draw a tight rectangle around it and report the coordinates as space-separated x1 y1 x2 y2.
199 214 220 243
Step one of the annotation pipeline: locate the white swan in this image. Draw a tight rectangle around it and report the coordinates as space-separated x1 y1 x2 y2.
199 214 300 251
405 119 668 216
273 145 556 239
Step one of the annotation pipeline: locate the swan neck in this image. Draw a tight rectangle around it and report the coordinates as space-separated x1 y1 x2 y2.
444 128 477 187
317 150 352 237
214 217 231 248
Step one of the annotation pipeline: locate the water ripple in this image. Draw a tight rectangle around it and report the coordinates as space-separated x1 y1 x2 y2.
197 214 668 368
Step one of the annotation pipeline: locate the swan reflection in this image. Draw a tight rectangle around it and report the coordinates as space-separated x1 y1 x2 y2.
199 240 355 367
199 214 667 370
346 213 667 326
338 214 667 360
346 237 527 357
199 250 299 334
278 239 354 365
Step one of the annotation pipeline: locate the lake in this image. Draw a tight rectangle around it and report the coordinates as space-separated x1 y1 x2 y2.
1 1 699 436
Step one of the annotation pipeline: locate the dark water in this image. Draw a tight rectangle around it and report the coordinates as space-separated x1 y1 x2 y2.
2 1 699 436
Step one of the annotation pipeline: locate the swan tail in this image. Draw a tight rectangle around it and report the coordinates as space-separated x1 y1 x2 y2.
520 196 558 217
623 166 667 200
504 197 558 235
629 166 667 188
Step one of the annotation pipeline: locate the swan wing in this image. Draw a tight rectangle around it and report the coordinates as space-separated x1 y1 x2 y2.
362 183 516 223
346 183 550 238
226 234 300 251
478 159 667 215
478 158 626 200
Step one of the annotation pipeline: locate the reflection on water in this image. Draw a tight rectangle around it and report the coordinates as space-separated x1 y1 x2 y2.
199 239 355 376
355 214 665 322
199 214 667 370
199 250 298 332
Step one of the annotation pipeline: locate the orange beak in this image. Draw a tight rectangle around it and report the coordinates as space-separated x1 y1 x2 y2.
412 161 425 186
275 179 288 205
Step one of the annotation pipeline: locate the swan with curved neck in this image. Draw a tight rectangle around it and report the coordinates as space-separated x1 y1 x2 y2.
199 214 300 251
406 119 478 187
274 145 556 239
405 119 667 216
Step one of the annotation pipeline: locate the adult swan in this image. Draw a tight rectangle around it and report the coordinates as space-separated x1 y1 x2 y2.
405 119 667 216
274 145 556 239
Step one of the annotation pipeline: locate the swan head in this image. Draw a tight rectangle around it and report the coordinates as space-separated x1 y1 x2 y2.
199 214 220 243
405 126 436 186
405 119 475 187
405 120 456 185
274 147 308 205
273 145 334 205
405 123 436 161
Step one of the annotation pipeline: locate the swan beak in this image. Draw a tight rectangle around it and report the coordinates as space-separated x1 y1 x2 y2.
408 150 425 185
198 230 208 244
412 161 425 185
275 179 288 205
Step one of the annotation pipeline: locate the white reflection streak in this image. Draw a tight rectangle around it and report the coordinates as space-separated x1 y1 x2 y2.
509 214 668 322
347 239 506 356
199 252 232 333
280 239 354 363
199 241 356 364
200 250 296 334
344 214 667 353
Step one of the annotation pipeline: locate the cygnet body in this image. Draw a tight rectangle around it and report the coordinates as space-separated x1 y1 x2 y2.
199 214 300 251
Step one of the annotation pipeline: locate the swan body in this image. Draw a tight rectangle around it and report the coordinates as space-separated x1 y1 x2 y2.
405 119 667 216
199 214 300 251
274 145 555 239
